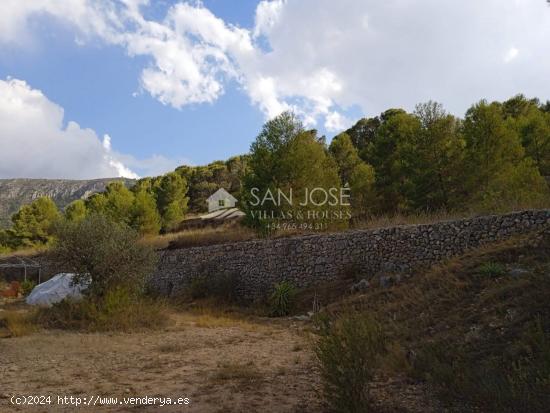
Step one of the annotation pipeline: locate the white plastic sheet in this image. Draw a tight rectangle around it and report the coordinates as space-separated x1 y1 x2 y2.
26 273 89 306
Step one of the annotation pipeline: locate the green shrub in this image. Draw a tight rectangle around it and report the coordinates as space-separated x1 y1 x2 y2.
314 311 385 413
50 213 157 299
478 261 506 277
35 289 168 332
20 279 36 296
269 281 296 317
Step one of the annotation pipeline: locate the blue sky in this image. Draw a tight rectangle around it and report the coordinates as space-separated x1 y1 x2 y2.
0 1 264 168
1 0 549 179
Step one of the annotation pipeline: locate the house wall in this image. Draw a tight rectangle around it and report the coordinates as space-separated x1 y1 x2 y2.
208 197 236 212
151 209 550 300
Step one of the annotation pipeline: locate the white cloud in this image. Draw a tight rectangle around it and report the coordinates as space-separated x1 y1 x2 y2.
2 0 550 133
0 78 178 179
101 134 139 179
0 0 119 46
254 0 284 38
504 47 520 63
325 111 351 132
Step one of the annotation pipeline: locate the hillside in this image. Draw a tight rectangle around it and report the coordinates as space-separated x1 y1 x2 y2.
300 228 550 412
0 178 135 228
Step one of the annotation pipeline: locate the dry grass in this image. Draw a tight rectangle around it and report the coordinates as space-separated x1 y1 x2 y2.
211 361 263 384
316 230 550 411
176 305 264 332
1 309 322 413
0 310 36 337
194 314 260 331
0 245 48 259
352 209 474 231
156 342 187 353
142 224 257 250
34 296 171 332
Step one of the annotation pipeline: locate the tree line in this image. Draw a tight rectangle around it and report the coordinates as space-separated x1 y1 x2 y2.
0 156 248 251
242 95 550 231
1 94 549 251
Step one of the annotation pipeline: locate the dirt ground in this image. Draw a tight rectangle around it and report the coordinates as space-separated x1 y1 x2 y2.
0 302 322 413
0 297 441 413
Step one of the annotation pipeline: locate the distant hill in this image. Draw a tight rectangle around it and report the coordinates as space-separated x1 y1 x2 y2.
0 178 135 228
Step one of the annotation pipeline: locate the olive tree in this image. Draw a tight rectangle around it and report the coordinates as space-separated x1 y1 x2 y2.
51 214 157 299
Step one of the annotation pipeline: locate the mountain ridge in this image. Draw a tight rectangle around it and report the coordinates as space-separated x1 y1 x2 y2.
0 178 135 228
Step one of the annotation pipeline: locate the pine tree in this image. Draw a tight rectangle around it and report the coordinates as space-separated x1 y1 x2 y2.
132 190 161 235
65 199 87 222
367 110 420 213
329 133 363 184
462 101 549 210
243 112 347 232
397 101 465 210
11 197 61 246
156 172 189 231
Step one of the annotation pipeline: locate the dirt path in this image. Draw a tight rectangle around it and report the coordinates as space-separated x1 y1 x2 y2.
0 311 320 413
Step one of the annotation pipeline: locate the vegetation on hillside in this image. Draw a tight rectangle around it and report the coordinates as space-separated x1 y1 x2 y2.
1 94 549 253
311 230 550 412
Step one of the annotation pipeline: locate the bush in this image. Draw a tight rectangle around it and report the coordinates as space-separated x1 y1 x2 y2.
37 214 163 332
314 311 385 413
269 281 296 317
478 261 506 277
0 311 36 337
20 279 36 296
50 214 158 299
35 289 168 332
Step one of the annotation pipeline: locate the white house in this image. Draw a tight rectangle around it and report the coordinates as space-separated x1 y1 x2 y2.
207 188 237 212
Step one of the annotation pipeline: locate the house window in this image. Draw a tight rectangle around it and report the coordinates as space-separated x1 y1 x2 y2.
218 199 225 207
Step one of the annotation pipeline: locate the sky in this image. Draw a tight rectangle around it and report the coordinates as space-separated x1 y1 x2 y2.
1 0 550 180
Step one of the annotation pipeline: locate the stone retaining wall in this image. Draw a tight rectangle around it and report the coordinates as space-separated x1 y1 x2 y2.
150 210 550 300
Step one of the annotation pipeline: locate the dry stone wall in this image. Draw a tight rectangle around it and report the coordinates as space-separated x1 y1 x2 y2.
150 210 550 300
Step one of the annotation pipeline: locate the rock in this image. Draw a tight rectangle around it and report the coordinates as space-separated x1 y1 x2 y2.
509 268 529 277
379 275 392 289
350 279 370 293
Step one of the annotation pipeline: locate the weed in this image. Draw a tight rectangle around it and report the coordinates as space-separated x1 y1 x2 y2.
478 261 506 277
314 311 385 413
269 281 297 317
20 279 36 296
1 311 36 337
34 291 169 332
157 342 187 353
211 361 262 383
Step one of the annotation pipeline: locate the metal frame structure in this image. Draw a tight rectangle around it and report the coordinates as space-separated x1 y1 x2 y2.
0 257 42 283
